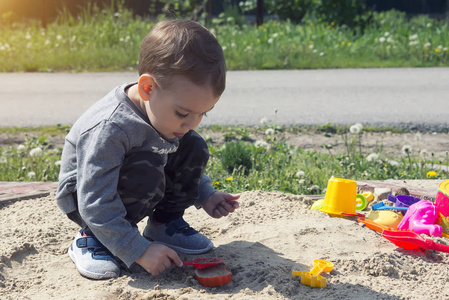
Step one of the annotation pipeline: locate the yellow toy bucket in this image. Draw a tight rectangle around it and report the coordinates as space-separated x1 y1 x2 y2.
320 178 363 217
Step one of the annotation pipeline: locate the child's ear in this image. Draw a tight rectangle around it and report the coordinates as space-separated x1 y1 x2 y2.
138 74 157 101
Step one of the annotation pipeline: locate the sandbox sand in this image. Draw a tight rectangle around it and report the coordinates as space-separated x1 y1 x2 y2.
1 189 449 300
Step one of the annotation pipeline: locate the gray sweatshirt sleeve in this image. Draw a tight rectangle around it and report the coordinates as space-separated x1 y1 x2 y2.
195 174 217 209
76 121 151 267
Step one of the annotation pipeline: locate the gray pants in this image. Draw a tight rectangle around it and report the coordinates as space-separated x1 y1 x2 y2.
68 130 209 227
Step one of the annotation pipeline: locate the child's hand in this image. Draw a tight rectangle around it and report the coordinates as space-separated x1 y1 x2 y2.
202 191 240 218
135 243 183 276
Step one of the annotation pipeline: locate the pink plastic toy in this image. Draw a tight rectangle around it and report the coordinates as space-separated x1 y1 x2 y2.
397 200 442 237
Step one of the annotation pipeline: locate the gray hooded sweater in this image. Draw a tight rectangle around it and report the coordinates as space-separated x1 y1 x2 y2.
56 83 216 267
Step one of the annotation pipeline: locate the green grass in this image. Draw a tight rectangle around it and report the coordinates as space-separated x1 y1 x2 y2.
0 5 448 72
1 125 447 195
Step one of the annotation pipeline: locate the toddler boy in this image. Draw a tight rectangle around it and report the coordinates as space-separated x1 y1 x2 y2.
56 20 240 279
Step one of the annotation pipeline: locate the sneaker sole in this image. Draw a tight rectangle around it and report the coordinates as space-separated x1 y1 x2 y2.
146 239 214 254
68 243 119 280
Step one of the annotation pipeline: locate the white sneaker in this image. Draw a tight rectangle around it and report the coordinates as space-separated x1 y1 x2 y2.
68 228 120 279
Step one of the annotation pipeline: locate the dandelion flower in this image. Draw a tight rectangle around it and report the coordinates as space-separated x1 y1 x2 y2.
427 171 437 178
265 128 275 135
295 170 305 178
226 177 233 181
349 123 363 134
27 171 36 178
308 185 321 194
401 145 412 156
29 147 43 157
213 181 220 186
254 140 269 149
388 160 399 167
419 149 428 159
366 153 379 162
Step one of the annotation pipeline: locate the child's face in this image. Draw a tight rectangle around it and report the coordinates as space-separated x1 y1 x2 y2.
145 75 218 140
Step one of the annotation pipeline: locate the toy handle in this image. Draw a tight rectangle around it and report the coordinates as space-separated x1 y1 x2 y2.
429 240 449 253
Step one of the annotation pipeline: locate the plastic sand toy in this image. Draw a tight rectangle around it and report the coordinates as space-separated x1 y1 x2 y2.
383 230 449 253
320 178 364 217
367 210 403 229
372 201 408 211
435 180 449 235
195 264 232 287
292 259 334 288
397 200 442 237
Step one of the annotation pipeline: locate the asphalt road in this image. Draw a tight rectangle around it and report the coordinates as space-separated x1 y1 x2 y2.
1 68 448 129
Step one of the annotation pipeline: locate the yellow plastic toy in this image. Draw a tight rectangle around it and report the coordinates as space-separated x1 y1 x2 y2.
292 259 334 288
367 210 403 229
320 178 364 217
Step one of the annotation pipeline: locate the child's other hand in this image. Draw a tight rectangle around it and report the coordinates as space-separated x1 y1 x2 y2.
203 191 240 218
135 243 183 276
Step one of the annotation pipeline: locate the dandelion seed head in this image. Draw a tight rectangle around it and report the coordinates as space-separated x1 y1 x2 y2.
366 153 379 162
27 171 36 178
401 145 412 156
17 144 26 151
265 128 275 135
419 149 428 159
295 170 305 178
29 147 43 157
349 123 363 134
254 140 269 149
378 37 386 43
389 160 399 167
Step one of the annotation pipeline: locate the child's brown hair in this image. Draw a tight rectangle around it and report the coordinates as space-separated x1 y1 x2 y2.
139 20 226 98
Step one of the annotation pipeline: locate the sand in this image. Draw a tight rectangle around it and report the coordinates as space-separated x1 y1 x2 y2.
2 187 449 300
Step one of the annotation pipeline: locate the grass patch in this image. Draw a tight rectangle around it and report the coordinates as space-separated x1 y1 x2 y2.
0 5 448 72
1 125 447 195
